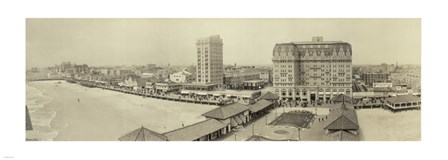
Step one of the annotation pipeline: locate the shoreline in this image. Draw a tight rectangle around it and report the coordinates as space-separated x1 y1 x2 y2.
26 81 218 141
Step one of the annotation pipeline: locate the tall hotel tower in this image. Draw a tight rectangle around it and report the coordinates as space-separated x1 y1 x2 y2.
196 35 224 88
272 36 352 102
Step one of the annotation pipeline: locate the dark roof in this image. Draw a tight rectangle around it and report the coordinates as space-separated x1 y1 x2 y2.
249 100 273 113
324 103 359 130
118 126 168 141
386 95 421 104
136 78 151 87
330 94 353 103
26 106 33 131
202 103 251 119
323 130 360 141
163 119 227 141
259 91 279 100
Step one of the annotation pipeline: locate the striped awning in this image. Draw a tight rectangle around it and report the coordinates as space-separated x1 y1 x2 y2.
234 116 243 125
230 118 238 127
238 114 246 124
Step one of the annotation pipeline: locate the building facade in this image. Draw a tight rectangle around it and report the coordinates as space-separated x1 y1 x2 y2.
223 71 261 89
170 70 193 83
196 35 224 88
361 73 390 86
272 36 352 102
74 64 89 74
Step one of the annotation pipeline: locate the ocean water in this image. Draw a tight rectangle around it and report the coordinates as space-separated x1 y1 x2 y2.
26 84 65 141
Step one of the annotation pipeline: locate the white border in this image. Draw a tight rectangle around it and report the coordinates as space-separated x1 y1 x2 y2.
1 0 447 160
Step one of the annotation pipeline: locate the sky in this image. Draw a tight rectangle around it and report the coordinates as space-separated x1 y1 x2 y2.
26 18 421 68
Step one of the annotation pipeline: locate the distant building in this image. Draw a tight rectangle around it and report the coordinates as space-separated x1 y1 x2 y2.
119 69 133 76
404 70 421 90
272 36 352 102
372 82 393 92
259 70 273 84
196 35 224 88
224 71 261 89
74 64 89 74
141 72 155 78
61 61 73 72
170 70 193 83
361 73 390 86
156 69 169 79
146 64 157 69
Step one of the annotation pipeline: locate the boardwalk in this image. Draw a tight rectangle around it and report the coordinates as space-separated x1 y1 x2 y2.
39 78 226 106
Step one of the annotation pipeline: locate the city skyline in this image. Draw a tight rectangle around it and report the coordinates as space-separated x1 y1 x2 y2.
27 19 421 68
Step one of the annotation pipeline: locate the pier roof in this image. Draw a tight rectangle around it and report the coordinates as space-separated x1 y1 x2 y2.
118 126 168 141
163 119 226 141
202 103 251 119
249 100 273 113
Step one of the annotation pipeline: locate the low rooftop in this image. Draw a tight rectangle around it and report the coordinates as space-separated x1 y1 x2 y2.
163 119 227 141
386 95 421 104
202 102 251 119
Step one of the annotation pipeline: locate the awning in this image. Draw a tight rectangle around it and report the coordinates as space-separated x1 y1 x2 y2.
234 116 243 125
213 94 223 97
325 92 331 94
180 91 189 94
238 114 246 124
230 118 238 127
318 92 324 94
197 92 207 96
241 95 251 98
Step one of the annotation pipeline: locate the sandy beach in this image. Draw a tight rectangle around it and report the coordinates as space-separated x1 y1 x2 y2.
26 81 218 141
357 109 421 141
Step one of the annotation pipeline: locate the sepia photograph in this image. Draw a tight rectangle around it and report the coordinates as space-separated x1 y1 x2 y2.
25 18 421 141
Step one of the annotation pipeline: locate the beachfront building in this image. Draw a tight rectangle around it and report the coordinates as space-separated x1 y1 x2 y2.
323 100 360 141
202 102 251 130
118 100 275 141
196 35 224 89
163 119 228 141
124 76 139 90
384 95 421 111
169 70 193 83
272 36 352 102
248 99 275 120
118 126 168 141
155 82 183 94
182 83 220 91
119 119 228 141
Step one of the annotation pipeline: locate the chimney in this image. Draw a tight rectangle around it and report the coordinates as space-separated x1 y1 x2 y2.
312 36 323 42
